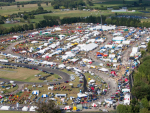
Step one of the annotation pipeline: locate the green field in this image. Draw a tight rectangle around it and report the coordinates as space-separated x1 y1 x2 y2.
0 3 58 16
0 111 29 113
0 67 60 82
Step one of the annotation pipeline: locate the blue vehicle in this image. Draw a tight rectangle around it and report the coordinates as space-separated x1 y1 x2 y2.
76 109 80 111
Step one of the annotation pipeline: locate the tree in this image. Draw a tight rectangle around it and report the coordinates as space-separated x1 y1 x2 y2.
140 108 150 113
46 2 48 6
35 100 61 113
148 41 150 52
141 97 149 108
28 23 33 30
17 5 20 8
38 6 44 11
37 3 41 7
117 104 128 113
139 0 142 3
23 14 28 20
123 0 125 4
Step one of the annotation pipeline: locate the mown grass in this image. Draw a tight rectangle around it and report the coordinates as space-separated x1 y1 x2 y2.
0 67 60 82
0 3 58 16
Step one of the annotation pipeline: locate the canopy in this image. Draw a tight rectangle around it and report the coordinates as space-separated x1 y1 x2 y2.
29 106 37 111
22 106 29 111
41 94 48 98
91 103 97 107
99 68 109 72
64 106 71 110
32 90 39 95
0 106 10 110
77 93 87 98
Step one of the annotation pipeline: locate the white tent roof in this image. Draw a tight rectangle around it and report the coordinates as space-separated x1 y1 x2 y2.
89 79 95 83
31 41 39 44
58 64 66 68
77 93 87 98
124 93 130 105
99 68 109 72
79 43 98 51
0 106 10 110
22 106 29 111
29 106 38 111
91 103 97 107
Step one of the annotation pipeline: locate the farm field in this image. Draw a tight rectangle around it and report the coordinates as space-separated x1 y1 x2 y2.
0 111 29 113
30 10 113 23
0 67 60 82
0 3 57 16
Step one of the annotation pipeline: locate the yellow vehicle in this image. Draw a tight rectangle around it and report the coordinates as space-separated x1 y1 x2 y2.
0 46 4 50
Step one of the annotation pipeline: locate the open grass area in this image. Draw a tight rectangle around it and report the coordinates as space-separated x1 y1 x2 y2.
0 111 29 113
0 67 60 82
2 23 26 28
30 10 113 23
93 0 150 4
0 3 58 16
2 85 19 94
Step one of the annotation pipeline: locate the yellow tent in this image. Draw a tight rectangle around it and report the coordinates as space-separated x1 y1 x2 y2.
73 106 77 110
88 78 91 80
74 43 78 45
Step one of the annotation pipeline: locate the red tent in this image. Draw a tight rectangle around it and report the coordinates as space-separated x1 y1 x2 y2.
91 87 94 91
45 56 49 59
111 71 117 76
89 62 92 64
125 78 128 82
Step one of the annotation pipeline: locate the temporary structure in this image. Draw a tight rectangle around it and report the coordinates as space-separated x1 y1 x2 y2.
48 86 54 90
91 103 97 107
77 93 87 98
124 93 130 105
22 106 29 111
64 106 71 110
32 90 39 96
29 106 37 111
0 106 10 110
41 94 48 98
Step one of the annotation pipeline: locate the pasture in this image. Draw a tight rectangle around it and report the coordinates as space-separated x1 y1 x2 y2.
0 3 57 16
0 67 60 82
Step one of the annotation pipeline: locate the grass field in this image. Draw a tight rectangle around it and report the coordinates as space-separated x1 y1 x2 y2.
93 0 150 4
0 67 60 82
0 3 58 16
30 10 113 23
0 111 29 113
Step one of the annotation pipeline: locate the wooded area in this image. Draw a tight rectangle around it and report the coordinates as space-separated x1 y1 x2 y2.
117 42 150 113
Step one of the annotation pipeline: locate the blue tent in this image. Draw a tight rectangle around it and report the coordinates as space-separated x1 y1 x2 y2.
57 48 63 51
41 94 48 98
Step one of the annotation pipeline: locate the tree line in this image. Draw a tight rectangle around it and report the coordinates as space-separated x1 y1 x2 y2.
117 42 150 113
51 0 86 9
0 0 15 2
1 16 150 35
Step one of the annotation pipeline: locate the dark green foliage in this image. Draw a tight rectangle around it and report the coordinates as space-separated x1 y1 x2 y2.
51 0 86 9
36 100 61 113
